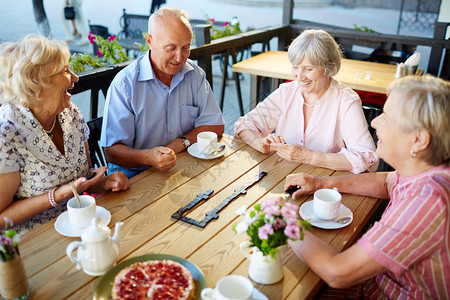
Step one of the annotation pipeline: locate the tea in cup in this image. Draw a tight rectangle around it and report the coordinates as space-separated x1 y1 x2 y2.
67 195 96 228
197 131 218 155
201 275 253 300
313 188 341 220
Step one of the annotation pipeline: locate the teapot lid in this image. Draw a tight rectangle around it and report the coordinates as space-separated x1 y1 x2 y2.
81 218 111 242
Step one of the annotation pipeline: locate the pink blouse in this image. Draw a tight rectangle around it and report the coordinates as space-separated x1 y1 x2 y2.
234 79 378 173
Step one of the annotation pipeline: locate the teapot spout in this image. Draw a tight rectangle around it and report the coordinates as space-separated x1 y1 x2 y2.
111 222 124 246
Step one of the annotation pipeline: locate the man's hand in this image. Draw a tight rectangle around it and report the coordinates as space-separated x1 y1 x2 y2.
102 172 130 192
148 147 176 172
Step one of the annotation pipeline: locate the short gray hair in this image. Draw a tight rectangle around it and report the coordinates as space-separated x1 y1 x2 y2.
388 75 450 167
148 7 193 37
288 29 342 77
0 34 70 107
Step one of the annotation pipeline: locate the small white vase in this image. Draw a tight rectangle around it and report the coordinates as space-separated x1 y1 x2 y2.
240 241 284 284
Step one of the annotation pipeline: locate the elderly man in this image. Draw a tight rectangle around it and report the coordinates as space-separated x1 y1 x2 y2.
100 7 225 178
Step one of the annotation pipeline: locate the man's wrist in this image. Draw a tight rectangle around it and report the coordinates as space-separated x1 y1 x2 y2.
180 136 191 148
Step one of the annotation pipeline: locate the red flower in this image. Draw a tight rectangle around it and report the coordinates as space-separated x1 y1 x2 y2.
88 32 96 44
223 21 229 27
96 49 103 57
108 35 117 43
209 18 215 23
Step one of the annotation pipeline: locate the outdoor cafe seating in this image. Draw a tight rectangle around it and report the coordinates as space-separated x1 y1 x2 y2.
16 1 450 298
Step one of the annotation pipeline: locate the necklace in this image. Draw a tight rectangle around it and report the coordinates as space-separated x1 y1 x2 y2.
303 101 316 107
44 117 57 137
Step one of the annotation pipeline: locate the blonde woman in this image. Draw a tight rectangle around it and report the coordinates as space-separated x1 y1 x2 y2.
0 35 128 234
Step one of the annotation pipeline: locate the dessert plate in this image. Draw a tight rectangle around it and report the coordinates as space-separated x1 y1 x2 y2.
187 142 225 159
299 201 353 229
93 253 206 300
54 206 111 237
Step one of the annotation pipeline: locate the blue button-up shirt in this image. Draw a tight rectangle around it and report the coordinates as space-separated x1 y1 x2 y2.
100 52 224 172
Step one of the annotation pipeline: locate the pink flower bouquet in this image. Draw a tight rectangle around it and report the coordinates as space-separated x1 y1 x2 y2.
0 217 20 262
233 198 311 258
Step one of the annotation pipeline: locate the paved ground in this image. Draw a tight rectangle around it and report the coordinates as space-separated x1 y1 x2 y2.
0 0 432 134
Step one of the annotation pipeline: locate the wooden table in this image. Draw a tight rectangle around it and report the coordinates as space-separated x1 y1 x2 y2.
232 51 397 108
19 135 381 299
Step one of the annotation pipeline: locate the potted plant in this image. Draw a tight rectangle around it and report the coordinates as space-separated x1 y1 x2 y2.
0 218 29 299
69 33 130 73
233 198 310 284
207 17 243 40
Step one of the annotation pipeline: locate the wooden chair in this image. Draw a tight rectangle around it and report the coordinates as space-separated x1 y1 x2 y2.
87 117 106 168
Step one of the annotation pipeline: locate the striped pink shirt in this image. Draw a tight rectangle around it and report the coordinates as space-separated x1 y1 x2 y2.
358 166 450 299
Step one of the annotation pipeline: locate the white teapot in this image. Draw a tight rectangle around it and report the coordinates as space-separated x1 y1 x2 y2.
66 218 123 276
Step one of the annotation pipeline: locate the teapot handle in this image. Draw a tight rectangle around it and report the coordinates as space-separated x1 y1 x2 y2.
240 241 252 260
66 241 84 270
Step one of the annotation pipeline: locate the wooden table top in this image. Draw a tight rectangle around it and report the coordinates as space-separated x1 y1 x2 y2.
20 135 381 300
232 50 397 94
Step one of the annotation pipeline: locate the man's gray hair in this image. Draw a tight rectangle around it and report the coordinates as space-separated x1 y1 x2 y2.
148 7 193 37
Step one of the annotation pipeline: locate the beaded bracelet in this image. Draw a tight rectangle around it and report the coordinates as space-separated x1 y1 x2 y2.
48 188 57 207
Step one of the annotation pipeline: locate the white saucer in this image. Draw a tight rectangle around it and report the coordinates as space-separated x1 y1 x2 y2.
253 287 268 300
299 201 353 229
54 206 111 237
187 143 225 160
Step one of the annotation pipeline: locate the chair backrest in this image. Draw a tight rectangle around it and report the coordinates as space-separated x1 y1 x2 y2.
368 48 412 65
362 104 382 137
362 105 394 171
87 117 106 168
119 9 149 39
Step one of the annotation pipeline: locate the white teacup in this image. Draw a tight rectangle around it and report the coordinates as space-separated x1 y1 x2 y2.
313 188 341 220
67 195 96 228
197 131 218 155
201 275 253 300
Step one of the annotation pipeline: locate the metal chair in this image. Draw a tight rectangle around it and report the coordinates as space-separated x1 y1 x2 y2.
87 117 106 168
367 48 412 65
362 104 394 172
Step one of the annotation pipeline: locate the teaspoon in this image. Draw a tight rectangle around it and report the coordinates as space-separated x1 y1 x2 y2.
304 216 352 224
70 182 81 208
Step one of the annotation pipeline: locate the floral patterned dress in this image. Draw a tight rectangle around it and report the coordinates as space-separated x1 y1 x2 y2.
0 102 90 234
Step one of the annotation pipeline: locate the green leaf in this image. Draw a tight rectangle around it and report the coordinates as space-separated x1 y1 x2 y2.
4 230 17 238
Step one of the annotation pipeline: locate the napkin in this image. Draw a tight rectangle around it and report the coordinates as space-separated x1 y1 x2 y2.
404 52 421 67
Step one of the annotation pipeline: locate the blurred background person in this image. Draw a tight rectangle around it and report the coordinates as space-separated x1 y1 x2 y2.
61 0 89 45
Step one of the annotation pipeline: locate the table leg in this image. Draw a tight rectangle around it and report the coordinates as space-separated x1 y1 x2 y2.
250 75 257 110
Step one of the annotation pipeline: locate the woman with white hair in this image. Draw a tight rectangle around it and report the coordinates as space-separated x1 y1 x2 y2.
234 29 378 174
286 75 450 299
0 35 129 234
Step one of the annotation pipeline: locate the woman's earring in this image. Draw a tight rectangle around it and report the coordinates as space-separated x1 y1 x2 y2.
410 150 417 157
